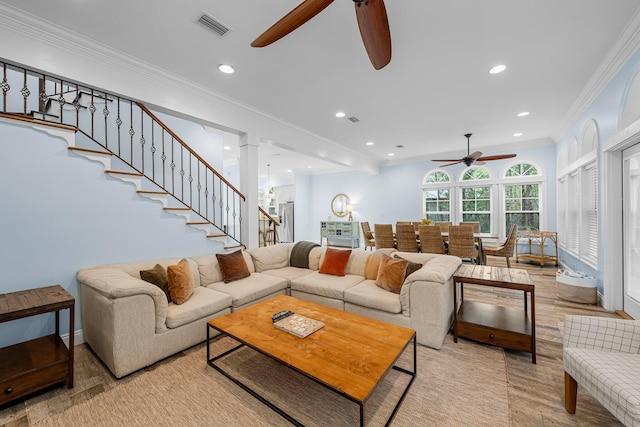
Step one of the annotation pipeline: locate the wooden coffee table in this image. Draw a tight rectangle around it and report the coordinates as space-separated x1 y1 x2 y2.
207 294 416 426
453 264 536 363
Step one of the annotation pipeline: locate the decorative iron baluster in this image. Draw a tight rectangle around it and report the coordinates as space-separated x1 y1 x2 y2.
129 100 134 165
89 89 96 137
73 83 81 128
1 63 9 113
180 148 185 202
116 97 122 157
188 152 193 207
150 122 155 181
204 168 209 221
103 97 110 149
170 136 176 195
38 75 46 114
57 79 65 124
161 128 166 188
21 69 29 115
140 108 145 174
197 162 201 214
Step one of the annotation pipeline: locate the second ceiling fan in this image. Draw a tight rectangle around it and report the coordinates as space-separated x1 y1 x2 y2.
251 0 392 70
432 134 517 167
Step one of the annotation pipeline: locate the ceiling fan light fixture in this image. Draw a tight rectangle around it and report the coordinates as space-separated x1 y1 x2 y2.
489 64 507 74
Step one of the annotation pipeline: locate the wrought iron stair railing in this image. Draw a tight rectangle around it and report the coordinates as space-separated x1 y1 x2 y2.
1 59 244 246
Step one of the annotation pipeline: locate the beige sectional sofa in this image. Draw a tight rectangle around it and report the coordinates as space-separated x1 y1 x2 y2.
78 243 461 378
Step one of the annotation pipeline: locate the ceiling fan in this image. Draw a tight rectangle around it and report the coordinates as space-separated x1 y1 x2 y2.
251 0 392 70
432 133 517 167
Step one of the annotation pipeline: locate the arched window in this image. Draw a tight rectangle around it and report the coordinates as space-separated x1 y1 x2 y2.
503 162 542 233
422 169 452 222
460 167 492 233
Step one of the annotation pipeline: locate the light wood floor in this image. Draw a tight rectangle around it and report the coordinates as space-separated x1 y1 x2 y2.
476 255 623 426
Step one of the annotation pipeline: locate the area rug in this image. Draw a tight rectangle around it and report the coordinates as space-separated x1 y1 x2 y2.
37 335 510 426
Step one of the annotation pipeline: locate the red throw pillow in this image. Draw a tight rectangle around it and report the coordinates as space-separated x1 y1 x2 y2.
319 248 352 276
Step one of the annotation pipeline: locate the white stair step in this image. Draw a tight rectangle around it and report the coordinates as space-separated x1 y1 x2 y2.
105 170 143 190
163 207 192 221
68 147 112 169
136 190 170 207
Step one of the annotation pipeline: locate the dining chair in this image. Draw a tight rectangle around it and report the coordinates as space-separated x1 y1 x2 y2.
374 224 396 249
419 225 447 254
460 221 480 234
447 225 478 263
483 224 518 267
412 221 423 232
395 223 419 252
360 221 376 251
435 221 452 233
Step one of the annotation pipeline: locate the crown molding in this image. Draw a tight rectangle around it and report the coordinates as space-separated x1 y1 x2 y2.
551 7 640 142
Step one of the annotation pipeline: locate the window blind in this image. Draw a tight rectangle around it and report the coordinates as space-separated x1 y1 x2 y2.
581 161 598 265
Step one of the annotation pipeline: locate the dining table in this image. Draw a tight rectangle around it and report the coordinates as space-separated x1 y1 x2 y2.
386 229 486 265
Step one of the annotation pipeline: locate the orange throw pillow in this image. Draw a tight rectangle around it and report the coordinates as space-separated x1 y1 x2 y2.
319 248 352 276
375 254 408 294
216 250 251 283
167 258 195 304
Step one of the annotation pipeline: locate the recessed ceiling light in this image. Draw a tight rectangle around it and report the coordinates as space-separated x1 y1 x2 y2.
513 132 523 137
517 111 530 117
218 64 235 74
489 64 506 74
387 153 395 157
223 145 231 150
287 169 292 173
307 165 312 169
335 112 346 118
366 141 374 146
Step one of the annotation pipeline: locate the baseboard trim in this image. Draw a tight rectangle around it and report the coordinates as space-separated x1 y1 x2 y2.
61 329 85 347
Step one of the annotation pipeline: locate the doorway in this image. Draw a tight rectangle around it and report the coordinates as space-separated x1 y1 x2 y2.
623 143 640 318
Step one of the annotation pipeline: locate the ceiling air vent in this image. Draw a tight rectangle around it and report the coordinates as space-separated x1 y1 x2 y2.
196 12 231 38
348 116 359 123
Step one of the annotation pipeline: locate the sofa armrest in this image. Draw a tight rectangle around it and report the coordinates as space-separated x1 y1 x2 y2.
563 315 640 354
78 266 169 332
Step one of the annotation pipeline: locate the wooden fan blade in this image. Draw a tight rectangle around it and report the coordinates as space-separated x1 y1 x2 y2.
251 0 334 47
477 154 517 161
468 151 483 160
432 158 463 162
355 0 391 70
439 160 463 167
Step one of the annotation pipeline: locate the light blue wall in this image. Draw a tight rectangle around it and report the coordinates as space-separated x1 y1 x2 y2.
0 121 225 348
306 144 557 243
555 48 640 289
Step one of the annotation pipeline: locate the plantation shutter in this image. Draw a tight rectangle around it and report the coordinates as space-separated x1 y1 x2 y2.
581 161 598 265
557 176 567 248
567 171 580 254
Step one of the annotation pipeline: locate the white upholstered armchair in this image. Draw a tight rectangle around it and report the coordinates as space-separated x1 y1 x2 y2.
563 315 640 426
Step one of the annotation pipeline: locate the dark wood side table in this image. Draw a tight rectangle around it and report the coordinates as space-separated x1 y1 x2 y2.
0 285 75 405
453 265 536 363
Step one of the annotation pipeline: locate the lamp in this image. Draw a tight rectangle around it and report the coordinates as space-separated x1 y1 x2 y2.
346 204 354 221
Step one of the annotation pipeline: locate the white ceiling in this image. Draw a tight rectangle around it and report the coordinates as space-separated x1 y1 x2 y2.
5 0 640 182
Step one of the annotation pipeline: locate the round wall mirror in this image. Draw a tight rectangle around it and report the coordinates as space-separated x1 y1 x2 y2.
331 193 350 217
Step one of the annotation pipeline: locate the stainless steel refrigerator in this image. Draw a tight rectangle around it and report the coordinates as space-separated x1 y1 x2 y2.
278 202 294 243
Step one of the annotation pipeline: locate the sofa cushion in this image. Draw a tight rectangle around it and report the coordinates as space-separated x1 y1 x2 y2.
248 243 293 272
394 255 424 280
207 272 288 308
140 264 171 303
344 280 402 314
290 271 364 300
167 258 195 304
375 254 407 294
319 248 351 276
261 267 314 283
165 287 232 329
318 247 372 277
193 252 256 286
216 250 251 283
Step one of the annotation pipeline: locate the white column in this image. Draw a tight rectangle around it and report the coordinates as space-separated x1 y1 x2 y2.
239 132 259 249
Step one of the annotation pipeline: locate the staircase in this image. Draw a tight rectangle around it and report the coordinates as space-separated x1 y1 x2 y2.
1 60 245 248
